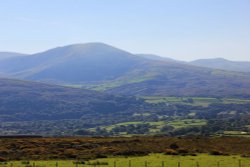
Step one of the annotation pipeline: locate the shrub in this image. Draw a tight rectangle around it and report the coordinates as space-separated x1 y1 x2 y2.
115 150 149 156
95 154 107 158
241 154 250 158
178 148 190 156
73 161 85 164
163 149 178 155
210 150 226 155
178 149 189 154
189 153 197 156
21 161 30 164
169 143 179 149
0 157 7 162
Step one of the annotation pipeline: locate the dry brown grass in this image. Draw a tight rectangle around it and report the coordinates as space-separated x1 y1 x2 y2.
0 136 249 160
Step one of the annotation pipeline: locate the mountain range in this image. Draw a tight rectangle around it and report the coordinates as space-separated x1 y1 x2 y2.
0 42 250 97
136 54 250 73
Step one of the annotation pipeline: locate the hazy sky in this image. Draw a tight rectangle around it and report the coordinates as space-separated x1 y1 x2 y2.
0 0 250 61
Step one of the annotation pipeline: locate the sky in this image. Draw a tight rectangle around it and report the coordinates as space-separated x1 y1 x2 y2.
0 0 250 61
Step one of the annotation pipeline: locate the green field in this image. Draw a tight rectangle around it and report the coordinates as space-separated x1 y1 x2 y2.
65 75 155 91
95 119 207 135
2 154 250 167
167 119 207 129
223 131 250 137
142 96 250 106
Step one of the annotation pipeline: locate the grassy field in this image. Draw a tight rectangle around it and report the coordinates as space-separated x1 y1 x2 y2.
65 76 155 91
2 154 250 167
95 119 207 135
167 119 207 129
142 96 250 106
223 131 250 137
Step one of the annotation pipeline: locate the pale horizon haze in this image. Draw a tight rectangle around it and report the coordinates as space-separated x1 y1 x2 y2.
0 0 250 61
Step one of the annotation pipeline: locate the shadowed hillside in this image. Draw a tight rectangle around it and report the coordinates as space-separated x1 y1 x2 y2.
0 78 144 122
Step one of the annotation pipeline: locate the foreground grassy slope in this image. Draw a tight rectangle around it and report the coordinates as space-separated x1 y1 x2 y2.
4 154 250 167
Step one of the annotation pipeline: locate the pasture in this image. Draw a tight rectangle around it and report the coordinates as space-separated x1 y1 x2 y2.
1 154 249 167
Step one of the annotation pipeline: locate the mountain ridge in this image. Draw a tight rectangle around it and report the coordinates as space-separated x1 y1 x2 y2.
1 43 250 97
0 52 28 61
190 58 250 72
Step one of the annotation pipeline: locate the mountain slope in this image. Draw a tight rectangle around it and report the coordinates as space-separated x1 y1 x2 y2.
0 43 250 97
104 62 250 98
190 58 250 73
0 43 148 82
0 52 27 61
0 78 144 122
136 54 178 62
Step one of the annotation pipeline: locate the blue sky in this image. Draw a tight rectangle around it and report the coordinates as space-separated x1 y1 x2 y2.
0 0 249 61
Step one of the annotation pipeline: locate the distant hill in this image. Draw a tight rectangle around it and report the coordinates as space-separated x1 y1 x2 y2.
105 62 250 98
0 52 27 61
190 58 250 73
1 43 250 97
0 78 144 122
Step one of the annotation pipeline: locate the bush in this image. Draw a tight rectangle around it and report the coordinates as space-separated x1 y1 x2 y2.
210 150 228 156
178 150 197 156
0 157 7 162
73 161 85 164
163 149 178 155
241 154 250 158
169 143 179 149
189 153 197 156
115 150 149 156
178 149 189 154
178 148 190 156
95 154 107 158
21 161 30 164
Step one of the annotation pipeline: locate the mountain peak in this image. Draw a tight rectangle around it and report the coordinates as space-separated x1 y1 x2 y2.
56 42 128 53
65 42 112 49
